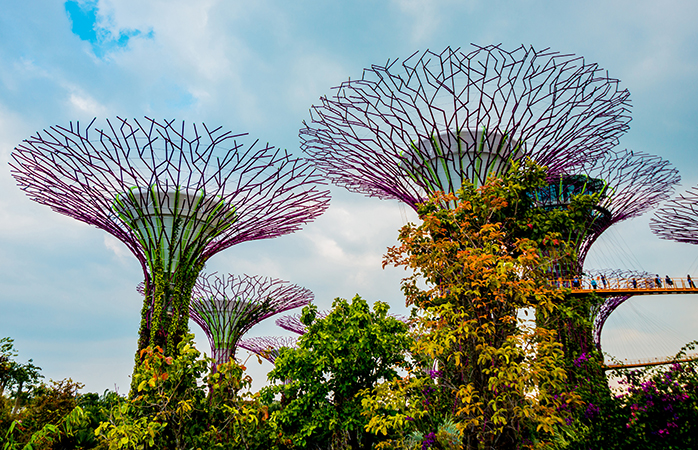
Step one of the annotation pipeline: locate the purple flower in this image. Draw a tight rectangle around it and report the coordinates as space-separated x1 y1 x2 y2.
422 432 437 450
573 352 591 368
584 402 600 419
428 369 443 379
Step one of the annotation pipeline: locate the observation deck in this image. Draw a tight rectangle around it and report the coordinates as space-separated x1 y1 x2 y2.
553 277 698 296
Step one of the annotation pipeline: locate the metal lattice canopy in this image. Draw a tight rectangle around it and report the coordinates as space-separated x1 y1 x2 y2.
586 269 656 348
238 335 298 364
542 149 679 273
11 117 330 275
650 186 698 245
189 273 313 365
301 45 632 210
275 313 309 335
10 117 330 355
275 311 329 335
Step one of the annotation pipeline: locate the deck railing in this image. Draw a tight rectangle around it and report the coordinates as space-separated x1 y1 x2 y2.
604 353 698 370
549 277 698 294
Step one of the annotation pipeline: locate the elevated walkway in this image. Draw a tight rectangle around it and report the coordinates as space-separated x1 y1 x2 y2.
604 353 698 370
553 277 698 296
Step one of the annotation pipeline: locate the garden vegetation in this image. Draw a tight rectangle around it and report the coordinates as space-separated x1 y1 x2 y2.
2 164 697 449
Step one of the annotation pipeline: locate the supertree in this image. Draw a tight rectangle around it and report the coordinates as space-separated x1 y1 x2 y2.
536 149 680 277
189 273 313 365
532 149 678 358
588 269 656 348
650 185 698 245
301 45 632 209
10 117 330 356
238 335 298 364
275 313 310 335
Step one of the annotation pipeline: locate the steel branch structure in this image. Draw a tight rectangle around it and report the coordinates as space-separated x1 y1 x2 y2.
189 273 313 365
586 269 655 348
301 45 632 209
238 336 298 364
537 149 680 275
650 186 698 245
577 149 679 267
275 314 309 335
10 117 330 355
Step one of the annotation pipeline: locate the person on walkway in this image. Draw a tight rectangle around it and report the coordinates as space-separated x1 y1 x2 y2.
665 275 674 287
632 278 637 289
655 274 662 288
591 278 598 289
688 274 695 289
601 274 608 289
572 276 580 288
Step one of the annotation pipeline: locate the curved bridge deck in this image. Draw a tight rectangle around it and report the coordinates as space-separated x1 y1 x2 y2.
554 277 698 296
604 354 698 370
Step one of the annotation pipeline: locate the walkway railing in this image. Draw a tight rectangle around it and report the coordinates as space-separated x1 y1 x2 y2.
551 277 698 296
604 353 698 370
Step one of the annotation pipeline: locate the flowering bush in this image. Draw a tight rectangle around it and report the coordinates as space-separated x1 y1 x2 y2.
568 342 698 450
612 343 698 449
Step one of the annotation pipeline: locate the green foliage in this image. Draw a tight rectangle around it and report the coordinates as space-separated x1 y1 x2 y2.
0 338 43 417
567 342 698 450
1 377 112 450
96 334 273 450
262 296 411 450
370 162 593 449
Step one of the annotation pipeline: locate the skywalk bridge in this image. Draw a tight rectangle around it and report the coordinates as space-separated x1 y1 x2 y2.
550 275 698 369
604 353 698 371
553 277 698 296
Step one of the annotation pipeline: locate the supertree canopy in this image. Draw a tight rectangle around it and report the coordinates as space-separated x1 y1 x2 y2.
536 148 680 275
650 185 698 245
301 45 632 209
532 149 678 355
238 335 298 364
275 313 310 335
585 269 655 348
10 117 330 355
189 273 313 365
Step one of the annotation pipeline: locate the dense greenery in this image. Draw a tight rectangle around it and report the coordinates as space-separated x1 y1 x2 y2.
2 341 697 449
262 296 411 450
362 162 588 449
2 163 697 449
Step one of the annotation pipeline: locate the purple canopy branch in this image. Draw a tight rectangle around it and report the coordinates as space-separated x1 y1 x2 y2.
238 336 298 364
189 273 313 366
275 314 309 335
575 149 680 270
10 117 330 356
650 186 698 245
275 311 329 335
275 310 408 336
301 45 632 210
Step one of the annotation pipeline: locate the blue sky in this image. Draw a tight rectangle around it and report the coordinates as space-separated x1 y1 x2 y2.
64 0 152 57
1 0 697 393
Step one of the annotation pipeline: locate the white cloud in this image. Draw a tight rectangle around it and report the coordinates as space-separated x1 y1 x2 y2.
103 234 133 261
389 0 478 43
68 91 109 116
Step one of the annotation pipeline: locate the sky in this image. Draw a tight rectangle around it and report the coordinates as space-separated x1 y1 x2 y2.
1 0 697 394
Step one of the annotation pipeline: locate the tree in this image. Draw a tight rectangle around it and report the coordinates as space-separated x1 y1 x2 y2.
365 162 596 449
263 296 411 450
96 334 271 450
0 337 43 416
